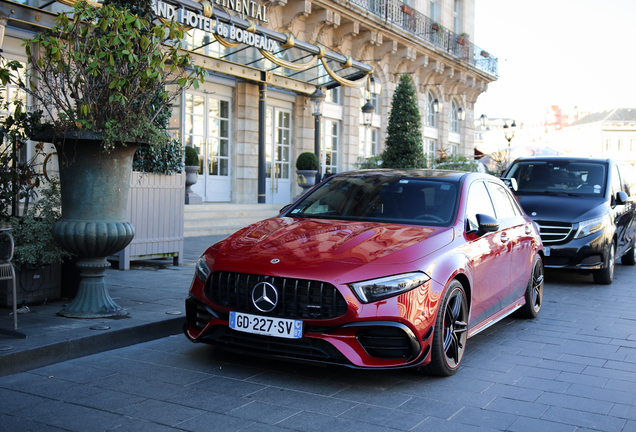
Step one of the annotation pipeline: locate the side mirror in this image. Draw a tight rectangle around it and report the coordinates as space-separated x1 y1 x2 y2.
501 178 518 192
615 191 628 205
476 213 499 235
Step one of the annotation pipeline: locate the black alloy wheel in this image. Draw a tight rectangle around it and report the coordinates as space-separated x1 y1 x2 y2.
518 254 544 319
421 280 468 376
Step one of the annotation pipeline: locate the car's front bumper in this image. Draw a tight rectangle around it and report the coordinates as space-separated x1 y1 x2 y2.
542 228 610 270
184 296 433 369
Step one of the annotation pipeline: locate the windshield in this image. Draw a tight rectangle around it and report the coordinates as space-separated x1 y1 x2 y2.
288 175 459 226
506 161 607 196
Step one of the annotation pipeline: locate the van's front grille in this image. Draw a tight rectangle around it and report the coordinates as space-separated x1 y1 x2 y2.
536 220 573 244
204 271 348 320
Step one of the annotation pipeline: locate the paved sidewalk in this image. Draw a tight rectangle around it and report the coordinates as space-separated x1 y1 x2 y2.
0 235 227 377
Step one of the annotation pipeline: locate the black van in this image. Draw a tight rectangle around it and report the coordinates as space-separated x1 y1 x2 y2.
503 157 636 284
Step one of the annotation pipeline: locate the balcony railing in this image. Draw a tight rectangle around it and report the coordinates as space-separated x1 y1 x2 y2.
348 0 498 77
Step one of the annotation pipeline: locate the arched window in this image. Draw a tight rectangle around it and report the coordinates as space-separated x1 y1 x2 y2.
450 100 459 133
427 92 437 128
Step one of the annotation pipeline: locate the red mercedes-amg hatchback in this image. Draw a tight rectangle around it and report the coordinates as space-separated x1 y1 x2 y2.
184 170 544 376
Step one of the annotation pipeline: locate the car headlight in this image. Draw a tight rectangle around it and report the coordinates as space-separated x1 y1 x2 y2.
195 256 210 283
349 272 430 303
574 215 607 239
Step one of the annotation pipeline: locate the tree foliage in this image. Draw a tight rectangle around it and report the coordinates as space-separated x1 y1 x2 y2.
21 0 206 151
381 74 425 169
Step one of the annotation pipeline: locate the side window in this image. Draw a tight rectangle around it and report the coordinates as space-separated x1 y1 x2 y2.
612 165 622 197
487 182 519 219
618 165 633 196
465 182 496 232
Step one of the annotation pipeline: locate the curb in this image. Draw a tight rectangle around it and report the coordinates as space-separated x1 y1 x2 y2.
0 317 184 377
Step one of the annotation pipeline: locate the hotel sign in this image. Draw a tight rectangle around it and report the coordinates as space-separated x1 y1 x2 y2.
154 0 278 52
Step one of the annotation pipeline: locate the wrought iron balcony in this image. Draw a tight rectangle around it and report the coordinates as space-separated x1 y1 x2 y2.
348 0 498 77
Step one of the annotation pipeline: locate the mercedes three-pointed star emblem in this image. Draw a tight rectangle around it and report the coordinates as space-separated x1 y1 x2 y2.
251 281 278 313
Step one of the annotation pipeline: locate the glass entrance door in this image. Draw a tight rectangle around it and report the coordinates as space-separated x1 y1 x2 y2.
184 92 231 202
265 108 292 204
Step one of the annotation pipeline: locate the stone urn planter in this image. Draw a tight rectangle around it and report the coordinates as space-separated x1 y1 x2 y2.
38 131 138 318
296 169 318 194
184 166 202 204
294 152 319 200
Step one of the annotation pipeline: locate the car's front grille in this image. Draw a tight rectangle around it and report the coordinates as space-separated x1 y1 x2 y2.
536 220 573 244
356 327 416 360
204 271 348 320
204 326 348 363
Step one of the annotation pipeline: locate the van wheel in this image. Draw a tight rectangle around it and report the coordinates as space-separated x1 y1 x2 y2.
621 238 636 266
593 241 615 285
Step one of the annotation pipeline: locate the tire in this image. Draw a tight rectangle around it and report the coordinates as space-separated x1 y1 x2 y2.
420 280 468 377
518 254 544 319
593 241 616 285
621 238 636 266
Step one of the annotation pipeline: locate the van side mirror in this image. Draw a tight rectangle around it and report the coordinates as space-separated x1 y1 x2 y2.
615 191 628 205
476 213 499 235
501 178 518 192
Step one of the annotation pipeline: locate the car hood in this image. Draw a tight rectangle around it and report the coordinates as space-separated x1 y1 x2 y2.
515 193 608 223
214 217 455 265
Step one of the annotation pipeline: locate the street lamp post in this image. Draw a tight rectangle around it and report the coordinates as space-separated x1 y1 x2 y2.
503 120 517 166
310 87 325 181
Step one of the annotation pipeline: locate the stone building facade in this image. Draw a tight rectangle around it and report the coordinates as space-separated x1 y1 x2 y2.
1 0 498 205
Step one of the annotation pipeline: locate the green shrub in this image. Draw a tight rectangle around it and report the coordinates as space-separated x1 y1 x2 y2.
6 178 72 270
132 137 184 174
296 152 319 170
185 146 200 167
355 154 384 169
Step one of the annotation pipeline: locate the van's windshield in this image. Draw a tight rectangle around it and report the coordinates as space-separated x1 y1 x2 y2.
506 161 607 196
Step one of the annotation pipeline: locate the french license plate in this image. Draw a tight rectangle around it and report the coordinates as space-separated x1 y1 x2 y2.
544 247 551 256
229 311 303 339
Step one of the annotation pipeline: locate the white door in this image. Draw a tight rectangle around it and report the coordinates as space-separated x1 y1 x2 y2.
265 108 292 204
184 92 231 202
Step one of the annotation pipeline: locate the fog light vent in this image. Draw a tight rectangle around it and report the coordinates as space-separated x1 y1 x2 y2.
357 327 415 360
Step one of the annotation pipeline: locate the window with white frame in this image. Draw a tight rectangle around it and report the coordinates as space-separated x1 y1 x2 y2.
0 59 27 163
453 0 461 34
425 139 436 167
426 92 437 127
430 0 438 21
359 127 378 159
618 138 624 151
450 143 459 155
606 138 612 151
450 100 459 133
323 119 339 175
326 87 340 104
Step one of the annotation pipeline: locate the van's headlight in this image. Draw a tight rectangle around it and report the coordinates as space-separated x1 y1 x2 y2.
195 256 210 283
349 272 430 303
574 215 607 239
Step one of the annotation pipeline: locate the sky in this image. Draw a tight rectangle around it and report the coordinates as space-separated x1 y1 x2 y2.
473 0 636 124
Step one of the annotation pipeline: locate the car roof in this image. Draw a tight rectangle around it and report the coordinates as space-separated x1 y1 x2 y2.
511 156 611 164
333 169 485 183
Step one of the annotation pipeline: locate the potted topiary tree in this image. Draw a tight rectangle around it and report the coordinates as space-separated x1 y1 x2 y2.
295 152 319 198
184 146 202 204
13 0 206 318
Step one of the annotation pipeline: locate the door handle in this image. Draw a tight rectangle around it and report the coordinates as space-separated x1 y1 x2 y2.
500 232 509 244
525 225 532 235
